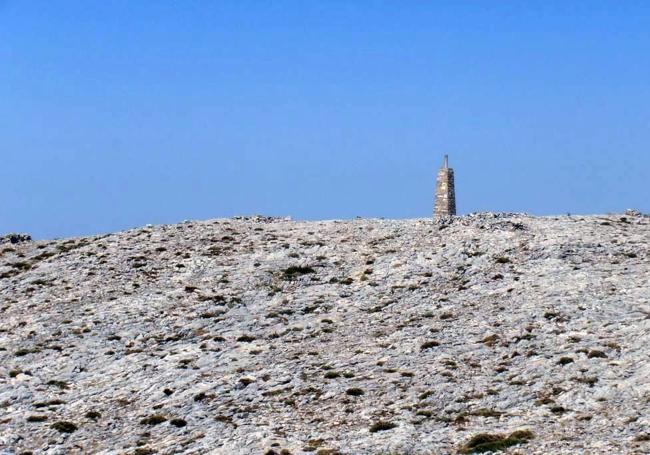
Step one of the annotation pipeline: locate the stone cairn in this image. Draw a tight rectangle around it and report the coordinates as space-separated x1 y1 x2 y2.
0 233 31 245
434 155 456 217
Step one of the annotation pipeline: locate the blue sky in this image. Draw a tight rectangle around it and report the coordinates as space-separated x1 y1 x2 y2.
1 1 649 239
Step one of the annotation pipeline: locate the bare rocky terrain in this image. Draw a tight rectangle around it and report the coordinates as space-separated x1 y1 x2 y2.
1 213 649 455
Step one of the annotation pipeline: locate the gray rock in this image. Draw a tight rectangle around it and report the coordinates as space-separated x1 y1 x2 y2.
0 214 648 454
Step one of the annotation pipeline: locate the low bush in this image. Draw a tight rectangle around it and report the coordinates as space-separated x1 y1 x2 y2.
460 430 534 453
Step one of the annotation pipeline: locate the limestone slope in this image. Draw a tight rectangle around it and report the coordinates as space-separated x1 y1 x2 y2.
1 213 649 454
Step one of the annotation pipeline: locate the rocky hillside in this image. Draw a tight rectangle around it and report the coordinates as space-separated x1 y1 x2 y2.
1 213 649 455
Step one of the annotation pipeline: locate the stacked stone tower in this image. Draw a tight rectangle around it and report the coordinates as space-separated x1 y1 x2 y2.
434 155 456 217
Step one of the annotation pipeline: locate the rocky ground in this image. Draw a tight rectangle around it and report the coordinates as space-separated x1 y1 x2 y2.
1 213 649 455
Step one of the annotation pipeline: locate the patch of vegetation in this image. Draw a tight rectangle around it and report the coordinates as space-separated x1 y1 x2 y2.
470 408 503 418
346 388 364 396
85 410 102 420
12 261 33 271
421 340 440 350
440 359 457 369
509 430 535 440
133 448 156 455
0 269 19 279
482 334 500 347
215 415 234 425
282 265 316 280
558 356 574 365
47 380 69 389
56 241 82 253
170 418 187 427
9 368 22 377
26 415 48 422
369 421 397 433
314 449 339 455
236 334 256 342
33 399 65 408
301 438 325 451
239 376 255 386
459 430 534 453
587 349 607 359
197 293 226 303
550 405 568 414
51 421 78 433
140 414 167 425
324 371 341 379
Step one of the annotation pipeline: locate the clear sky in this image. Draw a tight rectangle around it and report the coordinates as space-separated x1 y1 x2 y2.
1 1 649 239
